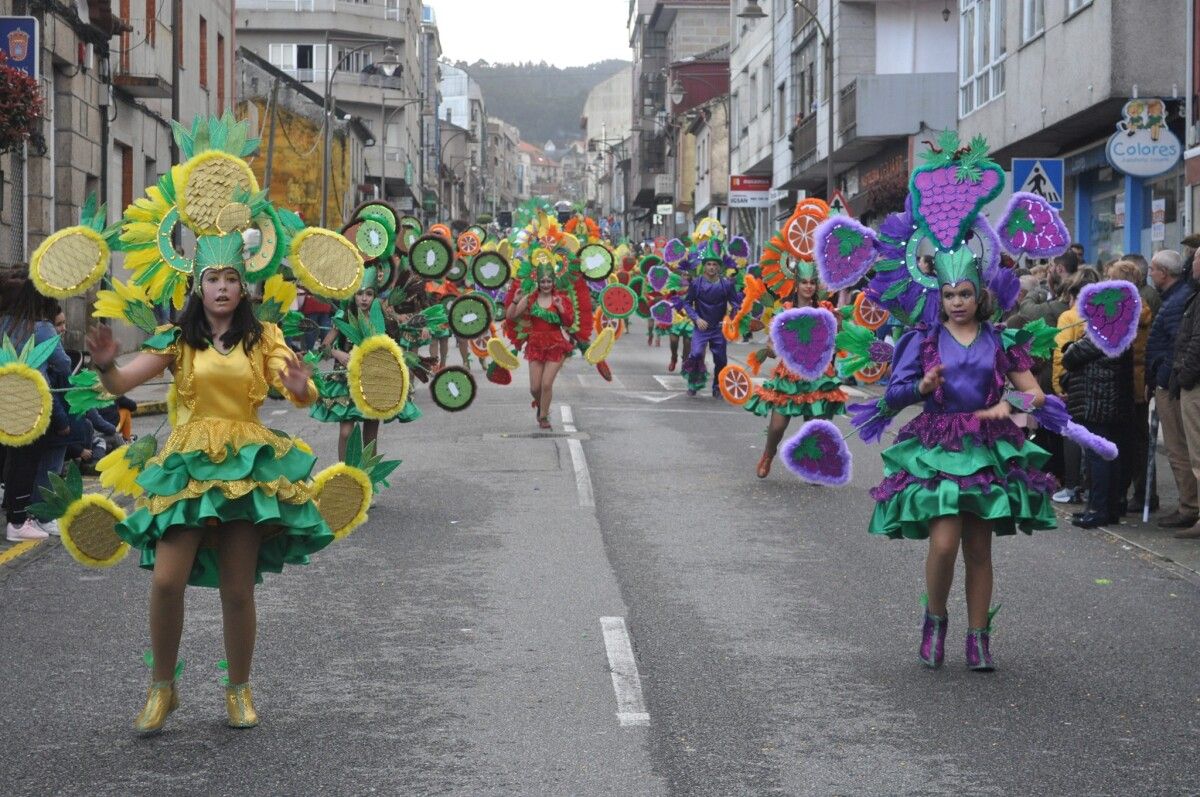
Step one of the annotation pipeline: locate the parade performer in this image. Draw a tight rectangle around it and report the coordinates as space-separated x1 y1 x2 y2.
505 260 575 429
23 113 392 734
312 267 421 461
745 261 846 478
792 131 1140 671
679 240 740 396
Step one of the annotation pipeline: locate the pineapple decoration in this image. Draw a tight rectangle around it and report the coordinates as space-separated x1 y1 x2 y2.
29 194 122 299
30 464 130 568
335 295 413 420
0 334 66 446
311 427 400 540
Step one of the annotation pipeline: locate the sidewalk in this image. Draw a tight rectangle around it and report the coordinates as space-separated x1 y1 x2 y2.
115 350 171 417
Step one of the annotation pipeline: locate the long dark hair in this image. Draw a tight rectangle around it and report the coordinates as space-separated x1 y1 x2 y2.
177 288 263 353
1 277 59 338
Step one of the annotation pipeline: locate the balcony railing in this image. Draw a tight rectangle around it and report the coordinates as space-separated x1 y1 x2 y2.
790 114 817 164
276 68 407 91
240 0 403 18
839 81 856 141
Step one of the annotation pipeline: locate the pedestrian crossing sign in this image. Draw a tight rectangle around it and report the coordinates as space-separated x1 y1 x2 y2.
1011 158 1064 210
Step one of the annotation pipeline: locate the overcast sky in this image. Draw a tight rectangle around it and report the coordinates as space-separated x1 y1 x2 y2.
433 0 632 67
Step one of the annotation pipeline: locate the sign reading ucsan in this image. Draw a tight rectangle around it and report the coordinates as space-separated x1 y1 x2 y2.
1106 98 1182 178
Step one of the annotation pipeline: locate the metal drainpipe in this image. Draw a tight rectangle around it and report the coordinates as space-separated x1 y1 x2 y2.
1185 0 1195 233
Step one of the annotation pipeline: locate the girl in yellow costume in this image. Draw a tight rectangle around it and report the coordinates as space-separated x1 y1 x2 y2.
86 238 332 735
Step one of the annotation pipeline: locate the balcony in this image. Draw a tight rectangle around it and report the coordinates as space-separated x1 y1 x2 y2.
790 114 818 168
239 0 404 19
835 72 957 155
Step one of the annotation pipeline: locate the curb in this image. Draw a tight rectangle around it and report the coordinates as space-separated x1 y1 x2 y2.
132 400 168 417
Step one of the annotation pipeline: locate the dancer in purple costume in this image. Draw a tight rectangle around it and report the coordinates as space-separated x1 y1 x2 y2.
679 240 740 396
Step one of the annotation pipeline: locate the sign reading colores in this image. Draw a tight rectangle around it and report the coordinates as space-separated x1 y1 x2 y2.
1107 98 1182 178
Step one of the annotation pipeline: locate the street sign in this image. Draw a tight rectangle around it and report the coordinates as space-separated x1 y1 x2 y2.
1107 98 1182 178
827 190 851 216
1012 158 1064 209
656 203 674 215
0 16 39 78
729 174 771 208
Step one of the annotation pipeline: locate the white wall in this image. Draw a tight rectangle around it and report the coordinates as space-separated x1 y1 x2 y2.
875 1 957 75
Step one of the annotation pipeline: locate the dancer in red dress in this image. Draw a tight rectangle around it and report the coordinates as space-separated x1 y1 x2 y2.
505 262 576 429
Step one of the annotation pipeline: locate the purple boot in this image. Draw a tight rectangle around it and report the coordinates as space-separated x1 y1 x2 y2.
965 628 995 671
919 610 948 668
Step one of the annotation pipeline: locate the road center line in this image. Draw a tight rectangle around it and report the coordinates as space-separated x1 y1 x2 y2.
0 539 43 567
559 405 593 507
600 616 650 727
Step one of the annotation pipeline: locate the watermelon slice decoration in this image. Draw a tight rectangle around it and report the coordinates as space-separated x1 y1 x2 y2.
649 299 674 326
1078 280 1142 357
430 366 476 412
471 251 510 290
770 307 837 381
409 235 453 278
600 284 637 319
639 254 663 274
662 238 688 264
635 297 651 319
646 264 671 293
578 243 615 280
910 131 1004 251
781 420 852 486
448 294 492 338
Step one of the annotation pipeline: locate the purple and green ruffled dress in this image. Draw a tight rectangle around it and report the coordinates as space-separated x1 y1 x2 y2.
868 322 1058 539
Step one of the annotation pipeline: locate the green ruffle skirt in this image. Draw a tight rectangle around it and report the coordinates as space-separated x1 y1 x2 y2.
116 442 335 588
743 366 847 419
868 432 1059 540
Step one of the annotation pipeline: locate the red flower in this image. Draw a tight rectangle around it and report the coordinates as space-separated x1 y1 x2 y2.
0 51 44 154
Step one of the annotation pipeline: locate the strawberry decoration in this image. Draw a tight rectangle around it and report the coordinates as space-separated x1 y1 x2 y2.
770 307 837 381
780 420 852 486
814 216 878 291
1078 280 1142 358
910 131 1004 251
997 192 1071 259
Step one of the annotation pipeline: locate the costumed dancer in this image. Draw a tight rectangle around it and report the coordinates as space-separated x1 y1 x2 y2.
679 239 740 397
745 260 847 478
794 132 1138 671
504 259 575 429
313 266 421 461
24 113 390 734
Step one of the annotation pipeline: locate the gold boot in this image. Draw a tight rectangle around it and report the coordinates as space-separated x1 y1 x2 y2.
225 682 259 728
134 680 178 735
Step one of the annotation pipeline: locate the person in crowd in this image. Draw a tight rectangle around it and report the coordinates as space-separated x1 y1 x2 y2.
1050 269 1101 503
1069 242 1086 265
1146 249 1198 529
1121 253 1161 317
299 284 334 352
1167 247 1200 539
0 277 72 541
1105 260 1156 514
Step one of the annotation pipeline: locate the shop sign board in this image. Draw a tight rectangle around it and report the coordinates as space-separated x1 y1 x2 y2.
0 17 38 78
1152 198 1166 242
729 174 772 208
1106 98 1182 178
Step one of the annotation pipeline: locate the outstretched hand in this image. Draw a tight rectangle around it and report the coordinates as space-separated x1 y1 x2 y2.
280 355 313 398
975 401 1012 421
85 324 119 369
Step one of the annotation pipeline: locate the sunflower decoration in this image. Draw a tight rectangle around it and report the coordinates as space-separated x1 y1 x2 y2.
96 435 159 498
312 427 400 540
336 298 412 419
30 463 130 568
30 193 122 299
0 334 64 446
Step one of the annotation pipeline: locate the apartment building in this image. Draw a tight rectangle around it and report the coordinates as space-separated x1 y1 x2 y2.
238 0 425 219
486 116 520 219
958 0 1187 261
581 65 633 219
438 62 486 221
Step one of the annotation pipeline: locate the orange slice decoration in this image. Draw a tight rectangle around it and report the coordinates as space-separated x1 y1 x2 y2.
469 324 495 358
718 364 753 406
793 198 830 218
457 231 482 257
852 292 890 331
782 210 823 260
759 235 796 299
856 362 889 384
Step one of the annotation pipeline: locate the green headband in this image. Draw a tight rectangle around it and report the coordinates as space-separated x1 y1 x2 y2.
933 248 981 292
192 232 247 293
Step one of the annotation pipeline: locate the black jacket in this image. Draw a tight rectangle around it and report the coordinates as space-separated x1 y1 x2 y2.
1173 289 1200 394
1060 337 1134 425
1146 277 1196 389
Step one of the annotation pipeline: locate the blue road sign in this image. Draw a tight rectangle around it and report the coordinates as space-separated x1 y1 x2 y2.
1012 158 1064 209
0 16 38 78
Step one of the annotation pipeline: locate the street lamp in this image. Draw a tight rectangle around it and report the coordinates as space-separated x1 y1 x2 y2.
739 0 835 203
320 39 401 226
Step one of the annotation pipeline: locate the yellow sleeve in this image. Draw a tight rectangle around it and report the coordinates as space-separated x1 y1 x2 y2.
1051 307 1083 398
262 323 318 406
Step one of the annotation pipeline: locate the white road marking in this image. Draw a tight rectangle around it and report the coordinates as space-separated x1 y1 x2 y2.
621 391 682 404
559 405 593 507
842 385 868 398
270 409 288 416
577 374 625 388
654 375 688 390
581 405 743 414
600 616 650 727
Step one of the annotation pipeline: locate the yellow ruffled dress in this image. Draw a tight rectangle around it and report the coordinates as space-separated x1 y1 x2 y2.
117 323 335 587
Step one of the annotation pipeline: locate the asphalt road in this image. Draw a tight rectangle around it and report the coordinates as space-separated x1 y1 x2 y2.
2 331 1198 796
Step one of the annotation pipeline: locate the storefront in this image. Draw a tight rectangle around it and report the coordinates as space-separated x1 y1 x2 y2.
1068 99 1185 263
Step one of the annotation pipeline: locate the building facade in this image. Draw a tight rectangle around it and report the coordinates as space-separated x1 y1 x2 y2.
958 0 1187 262
438 62 486 221
581 64 633 217
486 116 520 222
238 0 425 219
